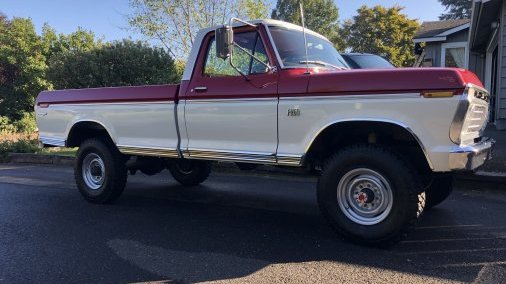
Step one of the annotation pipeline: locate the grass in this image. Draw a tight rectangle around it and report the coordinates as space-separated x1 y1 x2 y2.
0 134 39 162
0 131 76 162
39 147 77 157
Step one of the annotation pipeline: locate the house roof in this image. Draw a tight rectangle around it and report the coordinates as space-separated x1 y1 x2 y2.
414 19 471 43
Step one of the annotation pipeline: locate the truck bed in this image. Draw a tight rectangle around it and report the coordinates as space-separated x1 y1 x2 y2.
36 84 180 106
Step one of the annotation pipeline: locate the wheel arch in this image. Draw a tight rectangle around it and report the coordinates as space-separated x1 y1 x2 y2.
66 120 116 148
304 119 434 171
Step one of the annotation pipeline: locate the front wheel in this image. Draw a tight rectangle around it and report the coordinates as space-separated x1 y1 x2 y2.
75 138 128 203
317 145 424 246
168 159 211 186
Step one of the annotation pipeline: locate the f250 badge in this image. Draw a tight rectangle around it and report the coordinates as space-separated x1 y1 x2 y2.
288 107 301 117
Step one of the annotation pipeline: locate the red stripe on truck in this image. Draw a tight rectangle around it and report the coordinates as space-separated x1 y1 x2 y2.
36 84 180 106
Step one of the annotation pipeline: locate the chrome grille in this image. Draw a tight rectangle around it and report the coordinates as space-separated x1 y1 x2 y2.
450 85 491 146
465 105 487 133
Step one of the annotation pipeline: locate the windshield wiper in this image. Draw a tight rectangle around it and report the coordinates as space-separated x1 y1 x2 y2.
299 60 348 70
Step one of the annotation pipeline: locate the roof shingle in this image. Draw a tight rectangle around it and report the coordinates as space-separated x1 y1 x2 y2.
414 19 470 39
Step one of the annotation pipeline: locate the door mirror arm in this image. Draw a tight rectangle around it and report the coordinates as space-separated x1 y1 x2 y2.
215 18 276 82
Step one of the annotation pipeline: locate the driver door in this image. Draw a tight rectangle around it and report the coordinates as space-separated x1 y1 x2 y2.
183 28 279 163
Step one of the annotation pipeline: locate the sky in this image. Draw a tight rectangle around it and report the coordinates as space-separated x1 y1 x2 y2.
1 0 445 43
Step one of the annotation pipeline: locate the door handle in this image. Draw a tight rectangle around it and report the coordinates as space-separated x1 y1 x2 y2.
194 86 207 92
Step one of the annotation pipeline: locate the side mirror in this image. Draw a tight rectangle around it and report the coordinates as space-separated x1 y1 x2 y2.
216 25 233 59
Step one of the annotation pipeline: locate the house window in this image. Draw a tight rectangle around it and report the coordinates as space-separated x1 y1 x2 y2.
441 42 468 68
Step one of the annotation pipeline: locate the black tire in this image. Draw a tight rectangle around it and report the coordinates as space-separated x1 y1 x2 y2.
425 175 454 209
317 145 424 246
75 138 127 204
168 159 211 186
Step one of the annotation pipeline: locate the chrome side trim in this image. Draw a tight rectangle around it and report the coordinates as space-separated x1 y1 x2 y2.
39 136 66 147
117 145 179 158
186 98 276 103
186 93 420 104
277 154 303 166
304 119 435 170
280 93 420 101
47 101 174 107
187 148 277 164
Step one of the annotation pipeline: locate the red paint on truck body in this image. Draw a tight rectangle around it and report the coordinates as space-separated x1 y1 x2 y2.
36 84 179 106
35 22 485 105
305 67 482 96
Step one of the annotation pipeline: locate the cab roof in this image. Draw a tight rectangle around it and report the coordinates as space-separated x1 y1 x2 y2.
182 19 329 81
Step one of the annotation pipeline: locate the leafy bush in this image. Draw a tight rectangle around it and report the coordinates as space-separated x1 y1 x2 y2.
0 113 37 134
0 116 17 133
13 112 37 133
0 138 39 162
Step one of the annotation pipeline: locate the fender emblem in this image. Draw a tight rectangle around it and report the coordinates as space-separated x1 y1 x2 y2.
288 108 301 117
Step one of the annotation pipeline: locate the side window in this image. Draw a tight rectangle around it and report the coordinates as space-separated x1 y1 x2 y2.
204 31 270 77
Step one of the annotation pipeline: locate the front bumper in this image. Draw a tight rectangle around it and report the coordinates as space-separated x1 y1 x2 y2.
449 138 495 171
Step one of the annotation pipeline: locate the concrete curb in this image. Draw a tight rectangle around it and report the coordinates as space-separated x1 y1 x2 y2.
7 153 75 167
5 152 506 183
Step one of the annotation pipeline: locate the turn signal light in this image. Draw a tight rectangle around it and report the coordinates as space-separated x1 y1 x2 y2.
422 91 456 98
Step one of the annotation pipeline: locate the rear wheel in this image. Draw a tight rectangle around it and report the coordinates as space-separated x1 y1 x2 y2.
168 159 211 186
317 145 424 246
425 175 453 209
75 138 127 203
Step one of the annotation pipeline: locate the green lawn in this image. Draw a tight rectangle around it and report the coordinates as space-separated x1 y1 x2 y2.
38 147 77 157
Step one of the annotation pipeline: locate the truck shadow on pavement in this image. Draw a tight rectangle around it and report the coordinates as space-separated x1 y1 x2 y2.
56 174 505 283
5 169 505 283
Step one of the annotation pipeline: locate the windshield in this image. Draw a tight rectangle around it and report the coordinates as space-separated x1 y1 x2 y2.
268 26 349 69
343 54 395 69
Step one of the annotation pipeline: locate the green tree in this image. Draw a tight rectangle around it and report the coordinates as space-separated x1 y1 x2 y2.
271 0 343 50
342 6 420 67
128 0 269 58
47 40 179 89
439 0 472 20
0 16 51 120
41 24 100 60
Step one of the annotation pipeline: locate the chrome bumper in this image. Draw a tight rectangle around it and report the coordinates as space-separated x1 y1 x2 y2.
449 138 495 171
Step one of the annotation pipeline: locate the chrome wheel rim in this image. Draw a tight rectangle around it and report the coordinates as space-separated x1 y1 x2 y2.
82 153 105 190
337 168 393 225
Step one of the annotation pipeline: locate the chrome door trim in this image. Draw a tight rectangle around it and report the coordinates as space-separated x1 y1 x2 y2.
185 97 277 103
117 145 179 158
280 93 421 101
187 148 277 164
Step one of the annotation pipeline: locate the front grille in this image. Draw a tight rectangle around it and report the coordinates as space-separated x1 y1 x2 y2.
465 104 487 133
450 86 491 146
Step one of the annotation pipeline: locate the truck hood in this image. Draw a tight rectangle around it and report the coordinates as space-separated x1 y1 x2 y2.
308 68 483 95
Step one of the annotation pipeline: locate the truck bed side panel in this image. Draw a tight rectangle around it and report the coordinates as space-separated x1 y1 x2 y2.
36 85 180 156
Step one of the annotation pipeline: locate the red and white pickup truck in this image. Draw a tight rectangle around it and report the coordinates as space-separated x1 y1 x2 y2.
35 19 494 245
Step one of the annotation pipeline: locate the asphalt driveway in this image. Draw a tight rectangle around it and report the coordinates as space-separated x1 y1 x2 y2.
0 164 505 283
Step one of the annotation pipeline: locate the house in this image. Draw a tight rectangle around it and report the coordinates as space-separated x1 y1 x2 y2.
413 19 470 68
468 0 506 130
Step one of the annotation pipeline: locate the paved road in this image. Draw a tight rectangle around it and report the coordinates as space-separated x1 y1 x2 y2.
0 164 505 284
